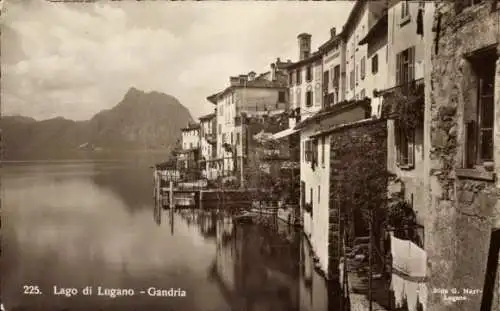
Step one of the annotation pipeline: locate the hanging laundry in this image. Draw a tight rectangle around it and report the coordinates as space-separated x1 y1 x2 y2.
416 8 424 36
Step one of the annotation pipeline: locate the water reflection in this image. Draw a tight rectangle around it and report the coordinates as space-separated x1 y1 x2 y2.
2 162 338 311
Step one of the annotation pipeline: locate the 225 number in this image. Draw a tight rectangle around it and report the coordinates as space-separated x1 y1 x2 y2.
23 285 42 295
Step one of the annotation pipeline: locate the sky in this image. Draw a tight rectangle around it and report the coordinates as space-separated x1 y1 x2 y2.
1 0 353 121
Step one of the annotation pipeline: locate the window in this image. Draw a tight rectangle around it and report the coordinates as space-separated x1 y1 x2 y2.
324 70 329 88
395 120 415 168
218 124 222 134
396 46 415 88
360 89 365 99
306 90 313 107
333 65 340 88
361 56 366 80
190 142 193 149
306 66 313 81
289 73 293 86
401 1 409 20
296 69 302 85
465 49 496 167
278 91 286 103
356 64 359 83
321 137 325 166
350 70 355 90
236 133 240 145
222 133 226 144
305 140 312 162
372 54 379 74
310 188 313 205
231 132 233 145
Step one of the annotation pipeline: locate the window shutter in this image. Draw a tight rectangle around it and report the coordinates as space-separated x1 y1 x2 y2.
408 46 415 81
408 129 415 167
361 57 366 79
395 121 401 165
396 52 401 85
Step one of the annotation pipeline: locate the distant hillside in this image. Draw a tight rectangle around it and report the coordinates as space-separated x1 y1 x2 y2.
0 87 193 160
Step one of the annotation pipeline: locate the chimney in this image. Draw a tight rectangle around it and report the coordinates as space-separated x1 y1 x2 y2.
330 27 336 38
270 63 276 81
297 33 312 61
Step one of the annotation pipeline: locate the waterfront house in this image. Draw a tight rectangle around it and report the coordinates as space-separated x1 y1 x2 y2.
284 32 324 239
426 1 500 311
179 122 201 180
376 1 434 309
206 59 289 185
199 113 217 180
342 0 387 105
358 9 388 118
319 27 346 107
295 98 373 278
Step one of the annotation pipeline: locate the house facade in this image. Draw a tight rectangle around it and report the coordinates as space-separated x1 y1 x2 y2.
199 113 217 180
179 123 201 179
380 0 433 247
426 1 500 311
359 9 388 118
207 61 289 182
319 27 346 107
295 99 372 277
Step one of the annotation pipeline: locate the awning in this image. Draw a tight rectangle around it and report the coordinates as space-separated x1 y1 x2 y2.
272 128 299 140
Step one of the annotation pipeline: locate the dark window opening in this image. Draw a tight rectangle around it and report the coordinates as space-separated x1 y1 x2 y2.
306 66 313 82
465 49 497 167
306 90 313 107
296 69 302 85
278 91 286 103
395 120 415 168
372 54 379 74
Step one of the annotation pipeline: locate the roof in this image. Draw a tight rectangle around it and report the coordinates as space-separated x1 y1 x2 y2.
283 52 323 70
359 13 388 45
309 117 384 139
318 34 343 52
339 1 367 39
199 113 215 121
206 73 288 104
294 98 372 130
181 123 200 131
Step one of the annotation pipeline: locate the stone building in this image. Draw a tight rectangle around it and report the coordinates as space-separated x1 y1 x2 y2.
426 1 500 311
206 60 289 182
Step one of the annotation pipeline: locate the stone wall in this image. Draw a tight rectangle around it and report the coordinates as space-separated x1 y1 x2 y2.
427 2 500 311
328 118 388 278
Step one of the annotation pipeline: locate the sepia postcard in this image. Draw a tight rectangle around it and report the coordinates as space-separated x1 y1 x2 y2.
1 0 500 310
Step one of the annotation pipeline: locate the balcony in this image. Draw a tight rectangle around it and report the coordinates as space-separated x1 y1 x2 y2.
205 133 217 145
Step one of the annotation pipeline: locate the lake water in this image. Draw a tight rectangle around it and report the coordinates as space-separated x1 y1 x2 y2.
1 162 339 311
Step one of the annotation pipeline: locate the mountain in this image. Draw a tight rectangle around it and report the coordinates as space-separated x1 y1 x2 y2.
0 87 193 160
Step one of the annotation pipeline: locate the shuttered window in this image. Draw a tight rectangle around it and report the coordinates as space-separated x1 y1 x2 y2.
361 56 366 80
396 46 415 89
321 137 325 166
350 70 355 90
